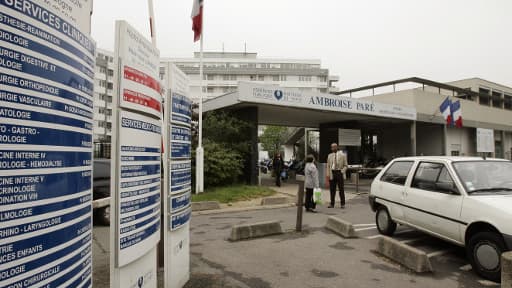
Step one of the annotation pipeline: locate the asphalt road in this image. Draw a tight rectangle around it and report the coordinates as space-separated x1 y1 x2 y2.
93 192 499 287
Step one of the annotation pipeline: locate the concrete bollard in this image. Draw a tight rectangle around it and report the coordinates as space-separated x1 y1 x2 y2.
229 221 283 241
503 251 512 287
325 216 357 238
376 236 433 273
191 201 221 211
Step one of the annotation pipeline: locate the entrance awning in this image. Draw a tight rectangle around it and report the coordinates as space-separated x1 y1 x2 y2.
203 82 417 127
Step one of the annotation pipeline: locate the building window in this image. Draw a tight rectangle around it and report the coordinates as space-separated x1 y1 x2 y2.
99 80 106 88
258 75 265 81
206 87 214 93
505 95 512 110
99 67 106 74
222 75 230 81
456 88 475 101
318 76 327 82
492 91 503 108
280 75 287 81
250 75 257 81
479 88 491 106
107 82 113 90
272 75 280 81
299 76 312 82
108 69 114 77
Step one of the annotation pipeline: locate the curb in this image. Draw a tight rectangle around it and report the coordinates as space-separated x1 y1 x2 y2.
376 236 433 273
260 196 289 206
192 203 295 216
229 221 283 241
191 201 221 211
325 216 357 238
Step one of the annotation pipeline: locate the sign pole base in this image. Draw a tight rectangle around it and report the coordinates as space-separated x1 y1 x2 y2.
196 147 204 193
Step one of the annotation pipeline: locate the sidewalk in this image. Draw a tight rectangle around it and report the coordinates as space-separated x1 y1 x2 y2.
262 176 367 206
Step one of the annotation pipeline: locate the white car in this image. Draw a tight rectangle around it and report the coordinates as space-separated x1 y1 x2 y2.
369 156 512 282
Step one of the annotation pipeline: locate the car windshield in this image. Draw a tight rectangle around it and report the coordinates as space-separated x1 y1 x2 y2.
453 161 512 194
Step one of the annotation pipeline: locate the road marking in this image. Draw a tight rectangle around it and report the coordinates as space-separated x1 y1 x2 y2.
353 223 377 227
427 249 453 258
477 280 499 287
355 227 377 232
400 237 425 244
459 264 472 271
366 234 383 240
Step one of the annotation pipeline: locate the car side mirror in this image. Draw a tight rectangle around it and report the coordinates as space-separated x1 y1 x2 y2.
435 182 459 195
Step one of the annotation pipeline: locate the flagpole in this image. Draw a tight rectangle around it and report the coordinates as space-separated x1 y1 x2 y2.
196 1 205 193
148 0 157 45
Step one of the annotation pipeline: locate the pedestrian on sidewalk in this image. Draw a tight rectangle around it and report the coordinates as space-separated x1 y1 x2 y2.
326 143 348 208
305 154 319 213
273 152 283 187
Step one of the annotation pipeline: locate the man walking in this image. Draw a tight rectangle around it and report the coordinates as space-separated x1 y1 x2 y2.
327 143 348 208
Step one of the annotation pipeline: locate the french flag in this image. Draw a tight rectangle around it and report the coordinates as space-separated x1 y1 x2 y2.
439 97 452 125
191 0 203 42
451 100 463 128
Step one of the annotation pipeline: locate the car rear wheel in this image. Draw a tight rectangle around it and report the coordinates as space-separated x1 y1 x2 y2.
376 206 397 236
95 206 111 226
467 231 505 283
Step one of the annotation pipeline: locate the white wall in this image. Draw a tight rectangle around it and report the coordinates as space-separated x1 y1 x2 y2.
445 127 476 156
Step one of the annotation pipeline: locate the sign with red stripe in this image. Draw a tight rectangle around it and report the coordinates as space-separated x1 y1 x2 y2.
123 89 162 113
124 66 161 94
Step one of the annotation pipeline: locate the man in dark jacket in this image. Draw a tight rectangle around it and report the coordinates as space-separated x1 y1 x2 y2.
273 153 283 187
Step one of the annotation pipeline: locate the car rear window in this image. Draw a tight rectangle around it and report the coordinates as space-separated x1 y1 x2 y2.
380 161 414 186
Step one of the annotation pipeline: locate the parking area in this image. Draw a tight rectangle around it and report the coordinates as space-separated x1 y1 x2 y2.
328 195 500 287
91 189 502 287
179 192 500 287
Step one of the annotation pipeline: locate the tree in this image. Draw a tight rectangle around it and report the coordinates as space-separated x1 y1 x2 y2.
259 126 289 154
191 111 253 188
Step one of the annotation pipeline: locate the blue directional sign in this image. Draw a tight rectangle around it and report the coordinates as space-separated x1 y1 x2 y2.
171 92 192 126
169 207 192 231
168 90 192 230
171 142 191 159
169 191 191 213
0 1 95 287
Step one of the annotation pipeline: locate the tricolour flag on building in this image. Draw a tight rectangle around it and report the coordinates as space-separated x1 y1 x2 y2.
439 97 452 125
191 0 203 42
451 100 463 128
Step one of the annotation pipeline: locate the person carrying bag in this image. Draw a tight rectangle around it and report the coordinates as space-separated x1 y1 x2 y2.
305 154 319 213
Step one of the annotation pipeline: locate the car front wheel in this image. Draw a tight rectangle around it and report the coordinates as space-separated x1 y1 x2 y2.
467 231 506 283
376 206 397 236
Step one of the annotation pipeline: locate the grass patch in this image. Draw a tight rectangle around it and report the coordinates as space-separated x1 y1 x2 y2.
192 185 276 203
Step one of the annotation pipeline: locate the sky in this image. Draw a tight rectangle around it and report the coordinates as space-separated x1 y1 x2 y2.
91 0 512 90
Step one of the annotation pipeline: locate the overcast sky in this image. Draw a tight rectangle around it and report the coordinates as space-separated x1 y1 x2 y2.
91 0 511 90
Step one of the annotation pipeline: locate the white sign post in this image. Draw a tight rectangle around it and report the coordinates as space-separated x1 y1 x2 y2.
110 21 162 288
0 1 95 287
477 128 495 154
163 63 192 288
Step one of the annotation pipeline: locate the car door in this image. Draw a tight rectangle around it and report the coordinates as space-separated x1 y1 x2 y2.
375 161 415 222
404 161 464 243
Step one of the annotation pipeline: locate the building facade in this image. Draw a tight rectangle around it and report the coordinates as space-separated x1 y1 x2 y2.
162 51 339 102
93 49 115 157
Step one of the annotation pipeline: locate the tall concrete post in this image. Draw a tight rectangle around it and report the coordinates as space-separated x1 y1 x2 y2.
410 121 417 156
443 124 449 156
